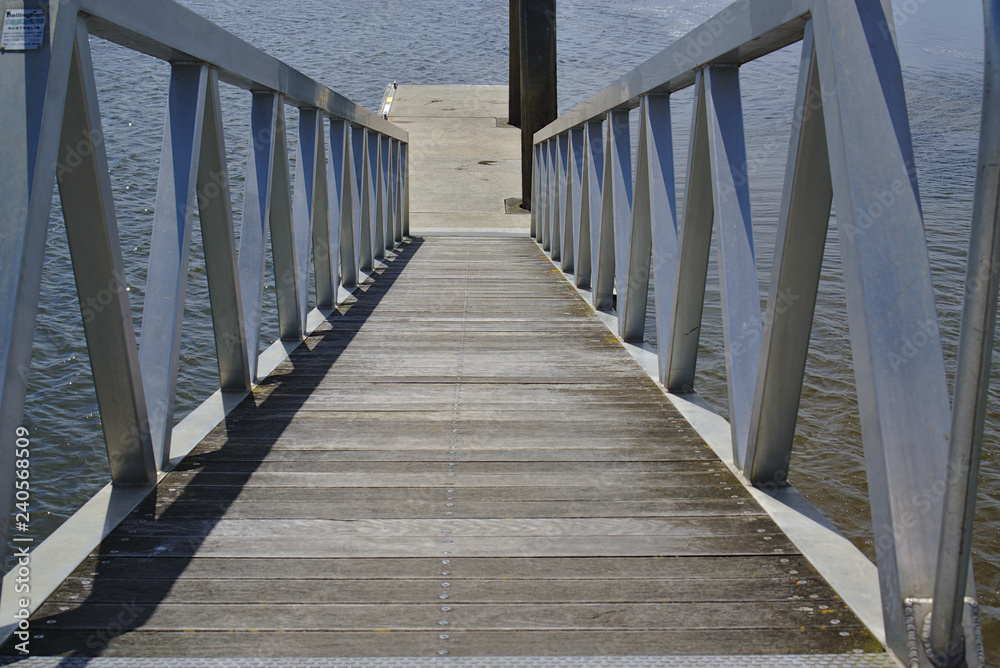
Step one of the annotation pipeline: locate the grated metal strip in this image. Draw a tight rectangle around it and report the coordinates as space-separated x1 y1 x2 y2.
0 654 901 667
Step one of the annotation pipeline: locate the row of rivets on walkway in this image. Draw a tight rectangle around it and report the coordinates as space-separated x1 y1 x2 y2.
435 242 472 655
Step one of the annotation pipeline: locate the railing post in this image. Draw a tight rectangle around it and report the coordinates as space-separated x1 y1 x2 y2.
704 64 761 468
544 139 556 252
645 95 681 376
531 143 541 238
311 115 337 308
519 0 557 208
553 133 568 262
58 16 158 483
293 109 324 326
0 0 76 611
197 69 252 393
139 63 211 469
664 72 712 393
583 120 605 292
378 134 390 256
622 94 679 344
928 1 1000 664
540 140 551 244
358 129 376 272
401 141 410 237
745 23 832 488
604 109 633 317
264 103 301 342
392 139 403 244
325 118 351 301
812 1 959 661
571 126 590 288
351 125 370 277
238 92 279 382
560 132 574 273
365 131 382 266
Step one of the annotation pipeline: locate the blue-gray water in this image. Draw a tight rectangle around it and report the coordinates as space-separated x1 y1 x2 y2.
11 0 998 660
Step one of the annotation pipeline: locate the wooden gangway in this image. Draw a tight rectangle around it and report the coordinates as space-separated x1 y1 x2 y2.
3 0 996 663
2 234 889 663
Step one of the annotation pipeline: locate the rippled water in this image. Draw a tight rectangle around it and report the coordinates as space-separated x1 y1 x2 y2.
9 0 998 661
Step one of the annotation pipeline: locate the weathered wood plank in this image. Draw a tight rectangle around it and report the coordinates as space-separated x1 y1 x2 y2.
145 499 761 520
47 575 841 605
18 629 883 657
65 555 821 581
32 601 864 632
94 534 797 558
109 516 782 539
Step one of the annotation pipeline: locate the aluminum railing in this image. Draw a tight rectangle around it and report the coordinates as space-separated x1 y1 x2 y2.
532 1 993 666
0 0 407 633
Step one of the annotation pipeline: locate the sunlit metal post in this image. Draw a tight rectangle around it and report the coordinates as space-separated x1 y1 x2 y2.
928 1 1000 665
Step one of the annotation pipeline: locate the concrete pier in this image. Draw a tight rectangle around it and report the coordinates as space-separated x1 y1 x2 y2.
387 85 528 234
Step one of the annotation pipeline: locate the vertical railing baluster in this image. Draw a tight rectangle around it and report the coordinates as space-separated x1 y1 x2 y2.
264 102 301 341
531 143 540 239
58 17 157 483
351 125 370 277
545 139 556 252
0 3 75 599
929 1 1000 660
311 115 337 308
378 135 394 259
139 63 210 469
813 1 954 658
358 129 374 272
573 126 591 288
665 72 713 394
584 120 605 296
372 133 383 261
561 132 576 273
401 141 410 238
568 127 585 279
745 24 832 487
198 69 251 392
293 109 323 328
392 139 402 244
365 131 381 266
237 92 277 383
621 95 655 341
597 109 632 314
536 141 548 244
327 118 352 299
553 133 568 263
704 64 761 468
539 141 549 245
647 95 681 377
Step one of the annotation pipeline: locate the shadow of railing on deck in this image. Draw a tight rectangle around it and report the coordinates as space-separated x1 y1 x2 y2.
5 238 422 658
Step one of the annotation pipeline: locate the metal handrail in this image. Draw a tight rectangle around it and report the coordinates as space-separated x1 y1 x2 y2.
0 0 408 634
531 0 988 666
80 0 405 141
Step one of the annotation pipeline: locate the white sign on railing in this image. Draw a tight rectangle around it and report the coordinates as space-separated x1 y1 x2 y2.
0 9 46 52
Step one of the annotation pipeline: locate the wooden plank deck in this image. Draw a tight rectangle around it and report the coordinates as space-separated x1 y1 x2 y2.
2 236 887 660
